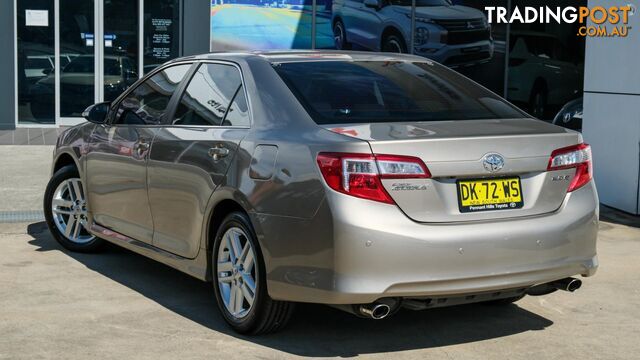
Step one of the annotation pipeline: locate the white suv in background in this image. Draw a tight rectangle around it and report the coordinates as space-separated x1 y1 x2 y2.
332 0 494 67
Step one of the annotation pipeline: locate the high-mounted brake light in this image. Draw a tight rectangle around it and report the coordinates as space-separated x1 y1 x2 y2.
547 143 592 192
316 153 431 204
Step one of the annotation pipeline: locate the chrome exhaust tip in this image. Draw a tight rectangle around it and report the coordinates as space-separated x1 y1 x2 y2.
359 303 391 319
551 277 582 292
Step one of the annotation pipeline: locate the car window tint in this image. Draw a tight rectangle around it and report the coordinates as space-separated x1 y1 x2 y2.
113 64 191 125
274 61 526 124
223 85 250 127
173 63 247 127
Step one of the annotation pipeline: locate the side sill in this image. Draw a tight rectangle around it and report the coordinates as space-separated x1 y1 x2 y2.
89 223 209 281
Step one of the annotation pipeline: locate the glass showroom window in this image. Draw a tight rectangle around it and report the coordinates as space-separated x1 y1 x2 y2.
17 0 55 124
104 0 140 103
59 0 95 118
506 0 586 121
144 0 181 74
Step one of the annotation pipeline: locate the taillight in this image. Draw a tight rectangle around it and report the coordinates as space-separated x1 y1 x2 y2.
316 153 431 204
547 143 592 192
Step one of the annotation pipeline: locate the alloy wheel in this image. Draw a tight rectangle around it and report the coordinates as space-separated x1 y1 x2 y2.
216 227 257 319
51 178 95 244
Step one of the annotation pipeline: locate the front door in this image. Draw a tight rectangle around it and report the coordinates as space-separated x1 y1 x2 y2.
147 62 250 258
85 63 192 243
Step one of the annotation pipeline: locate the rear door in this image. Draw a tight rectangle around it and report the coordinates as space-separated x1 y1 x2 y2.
147 61 250 258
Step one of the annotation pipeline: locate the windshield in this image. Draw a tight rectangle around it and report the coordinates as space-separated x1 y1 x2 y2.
274 61 526 125
387 0 451 6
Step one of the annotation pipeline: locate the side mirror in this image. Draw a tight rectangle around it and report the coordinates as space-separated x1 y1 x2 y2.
82 102 110 124
364 0 381 9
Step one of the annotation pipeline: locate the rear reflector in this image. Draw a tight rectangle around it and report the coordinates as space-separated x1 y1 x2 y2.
547 143 592 192
317 153 431 204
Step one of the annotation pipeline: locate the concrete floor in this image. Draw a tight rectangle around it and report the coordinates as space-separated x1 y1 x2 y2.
0 218 639 359
0 146 53 212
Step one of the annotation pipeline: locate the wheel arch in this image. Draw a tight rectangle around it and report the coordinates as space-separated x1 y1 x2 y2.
203 190 263 281
380 25 407 52
53 151 80 174
530 77 548 98
206 198 250 251
332 15 343 29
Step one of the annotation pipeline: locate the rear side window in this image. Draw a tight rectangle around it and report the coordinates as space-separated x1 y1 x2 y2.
173 63 249 127
113 64 191 125
274 61 526 125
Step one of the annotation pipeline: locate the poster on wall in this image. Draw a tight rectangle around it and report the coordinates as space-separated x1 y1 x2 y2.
151 18 173 60
25 9 49 27
210 0 313 51
144 0 180 73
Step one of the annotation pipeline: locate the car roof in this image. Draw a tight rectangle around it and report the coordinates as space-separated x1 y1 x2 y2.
170 50 430 64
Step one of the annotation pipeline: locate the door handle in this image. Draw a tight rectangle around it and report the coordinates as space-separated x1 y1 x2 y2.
208 145 230 161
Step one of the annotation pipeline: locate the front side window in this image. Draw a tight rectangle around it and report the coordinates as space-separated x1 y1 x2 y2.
113 63 191 125
173 63 249 127
274 61 526 125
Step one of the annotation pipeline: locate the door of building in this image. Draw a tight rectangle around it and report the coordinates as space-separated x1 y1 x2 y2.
16 0 141 127
59 0 141 126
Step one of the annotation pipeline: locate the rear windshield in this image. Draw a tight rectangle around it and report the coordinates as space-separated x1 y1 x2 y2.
274 61 526 125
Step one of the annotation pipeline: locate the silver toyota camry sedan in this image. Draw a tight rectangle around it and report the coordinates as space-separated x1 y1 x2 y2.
44 51 598 334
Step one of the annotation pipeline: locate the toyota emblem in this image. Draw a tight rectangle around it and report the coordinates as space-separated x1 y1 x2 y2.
482 153 505 173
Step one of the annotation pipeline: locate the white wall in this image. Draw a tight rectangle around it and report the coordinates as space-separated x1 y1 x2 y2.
582 0 640 214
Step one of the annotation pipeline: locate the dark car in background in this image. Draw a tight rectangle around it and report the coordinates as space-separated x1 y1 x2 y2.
30 55 138 119
507 31 583 119
332 0 493 66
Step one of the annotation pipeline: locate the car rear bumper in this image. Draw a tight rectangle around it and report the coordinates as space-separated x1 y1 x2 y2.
262 181 598 304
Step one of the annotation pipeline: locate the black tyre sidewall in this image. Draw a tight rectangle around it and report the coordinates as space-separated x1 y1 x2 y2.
44 165 103 252
333 20 351 50
382 34 407 53
529 85 548 119
212 212 267 334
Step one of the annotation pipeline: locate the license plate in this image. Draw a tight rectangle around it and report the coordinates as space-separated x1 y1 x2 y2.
457 177 523 213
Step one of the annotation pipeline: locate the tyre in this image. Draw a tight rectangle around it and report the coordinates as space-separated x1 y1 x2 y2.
44 164 105 252
382 33 407 53
333 20 351 50
483 294 525 306
529 83 548 119
212 212 294 334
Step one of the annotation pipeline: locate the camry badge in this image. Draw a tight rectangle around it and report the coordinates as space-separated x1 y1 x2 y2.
482 153 505 173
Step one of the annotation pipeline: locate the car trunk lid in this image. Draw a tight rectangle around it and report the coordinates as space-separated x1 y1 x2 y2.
324 118 582 223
